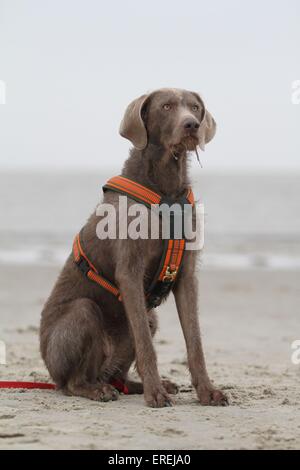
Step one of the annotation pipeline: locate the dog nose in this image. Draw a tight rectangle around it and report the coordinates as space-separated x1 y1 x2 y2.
183 118 200 130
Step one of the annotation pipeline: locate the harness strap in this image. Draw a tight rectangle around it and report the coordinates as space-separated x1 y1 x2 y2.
103 176 161 207
73 234 121 301
186 188 195 206
103 175 195 208
144 239 186 309
158 239 185 282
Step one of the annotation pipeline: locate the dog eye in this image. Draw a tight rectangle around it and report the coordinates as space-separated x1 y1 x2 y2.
192 105 199 111
162 104 171 111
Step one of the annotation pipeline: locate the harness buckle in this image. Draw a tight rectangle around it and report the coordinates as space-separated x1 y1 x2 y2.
162 266 177 283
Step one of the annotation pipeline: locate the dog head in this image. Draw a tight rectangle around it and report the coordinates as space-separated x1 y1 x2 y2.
119 88 216 153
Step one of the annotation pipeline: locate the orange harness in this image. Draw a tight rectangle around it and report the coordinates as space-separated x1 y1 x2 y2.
73 176 195 309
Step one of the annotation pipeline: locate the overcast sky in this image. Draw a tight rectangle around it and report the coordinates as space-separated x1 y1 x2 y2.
0 0 299 171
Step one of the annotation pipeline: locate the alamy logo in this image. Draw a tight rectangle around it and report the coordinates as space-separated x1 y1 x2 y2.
0 80 6 104
291 340 300 365
291 80 300 105
0 340 6 365
95 196 205 251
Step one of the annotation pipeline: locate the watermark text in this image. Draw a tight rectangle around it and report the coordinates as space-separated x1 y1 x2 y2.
291 340 300 365
291 80 300 104
95 196 204 251
0 340 6 365
0 80 6 104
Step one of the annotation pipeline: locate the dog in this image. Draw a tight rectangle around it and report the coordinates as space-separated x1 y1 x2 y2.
40 88 228 408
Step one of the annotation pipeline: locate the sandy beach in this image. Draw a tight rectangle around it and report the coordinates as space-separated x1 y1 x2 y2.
1 264 299 450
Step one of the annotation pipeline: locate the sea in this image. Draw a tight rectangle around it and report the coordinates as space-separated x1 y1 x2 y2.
0 171 300 271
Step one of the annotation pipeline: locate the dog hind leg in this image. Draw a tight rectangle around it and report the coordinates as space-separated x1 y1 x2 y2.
41 298 118 401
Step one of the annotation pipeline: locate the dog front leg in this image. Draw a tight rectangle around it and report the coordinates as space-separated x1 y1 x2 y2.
116 271 173 408
174 270 228 406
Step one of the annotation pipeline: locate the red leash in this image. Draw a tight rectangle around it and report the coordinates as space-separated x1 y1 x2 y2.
0 381 56 390
110 379 129 395
0 380 128 394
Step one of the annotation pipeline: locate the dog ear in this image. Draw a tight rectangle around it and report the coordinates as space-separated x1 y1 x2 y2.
198 109 217 151
191 92 216 151
119 94 150 150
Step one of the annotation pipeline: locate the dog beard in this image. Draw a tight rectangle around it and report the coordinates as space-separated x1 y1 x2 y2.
173 135 199 152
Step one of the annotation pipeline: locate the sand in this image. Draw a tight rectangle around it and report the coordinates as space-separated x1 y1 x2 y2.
0 265 300 450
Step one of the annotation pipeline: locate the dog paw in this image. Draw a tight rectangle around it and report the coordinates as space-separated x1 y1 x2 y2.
144 386 174 408
97 384 120 402
161 379 179 395
66 382 120 402
197 387 228 406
